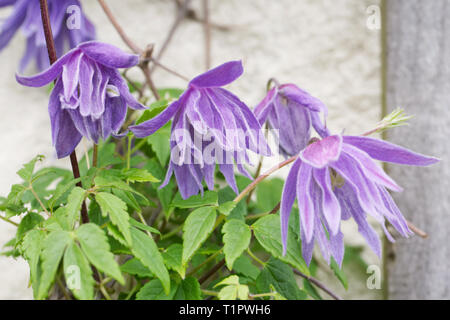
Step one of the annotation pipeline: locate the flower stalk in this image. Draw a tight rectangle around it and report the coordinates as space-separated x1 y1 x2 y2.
39 0 89 224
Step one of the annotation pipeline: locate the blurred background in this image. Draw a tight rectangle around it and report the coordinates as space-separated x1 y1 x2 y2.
0 0 398 299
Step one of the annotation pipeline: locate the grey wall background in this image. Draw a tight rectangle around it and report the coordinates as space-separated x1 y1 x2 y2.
0 0 382 299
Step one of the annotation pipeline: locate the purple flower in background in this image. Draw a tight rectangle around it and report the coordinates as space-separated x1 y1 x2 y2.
254 83 329 157
16 41 145 158
131 61 271 199
281 134 439 266
0 0 95 72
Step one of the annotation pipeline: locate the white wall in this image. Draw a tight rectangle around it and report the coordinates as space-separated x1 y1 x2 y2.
0 0 381 299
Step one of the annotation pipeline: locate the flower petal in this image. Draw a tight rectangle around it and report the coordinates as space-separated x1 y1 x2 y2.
254 87 277 125
342 143 403 192
189 60 243 88
300 135 342 168
343 136 440 166
335 184 382 258
106 68 146 110
280 158 301 255
313 167 341 235
0 0 27 50
16 49 79 87
48 80 82 158
62 51 83 102
79 41 139 68
130 100 181 138
296 162 315 243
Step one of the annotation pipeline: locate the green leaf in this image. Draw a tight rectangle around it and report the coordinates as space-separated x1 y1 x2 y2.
218 201 236 216
162 244 185 278
256 258 307 300
174 277 202 300
6 184 27 207
120 258 153 278
171 191 218 209
95 192 132 245
182 206 217 266
256 178 284 212
147 124 171 166
17 155 44 182
38 230 72 299
122 168 160 183
222 219 251 269
253 215 309 276
215 275 249 300
303 279 322 300
136 279 178 300
65 187 86 228
76 223 124 285
330 257 348 290
48 178 81 211
232 255 260 280
218 187 247 220
17 212 44 241
130 228 170 294
63 242 95 300
21 229 45 297
129 218 161 235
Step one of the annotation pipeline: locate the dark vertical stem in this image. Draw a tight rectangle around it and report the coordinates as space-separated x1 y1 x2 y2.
202 0 211 69
39 0 89 224
92 144 98 168
199 259 225 284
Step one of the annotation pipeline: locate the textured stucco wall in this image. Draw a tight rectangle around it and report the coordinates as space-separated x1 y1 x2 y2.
0 0 381 299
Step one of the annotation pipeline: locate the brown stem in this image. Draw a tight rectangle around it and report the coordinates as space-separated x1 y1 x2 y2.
97 0 160 100
152 0 192 68
407 221 428 239
293 269 343 300
92 144 98 168
199 259 225 285
97 0 142 54
234 155 298 203
39 0 89 224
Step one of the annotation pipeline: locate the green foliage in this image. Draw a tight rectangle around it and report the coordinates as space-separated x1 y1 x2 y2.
222 219 251 269
0 107 362 300
182 206 217 266
253 214 310 275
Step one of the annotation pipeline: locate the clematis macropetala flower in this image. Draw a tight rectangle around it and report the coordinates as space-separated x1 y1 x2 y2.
280 134 439 266
131 61 271 199
254 83 329 157
0 0 95 72
16 41 145 158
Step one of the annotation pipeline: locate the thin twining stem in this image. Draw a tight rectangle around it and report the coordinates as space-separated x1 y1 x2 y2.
97 0 141 54
233 155 298 203
293 269 343 300
39 0 89 224
153 0 193 66
97 0 160 100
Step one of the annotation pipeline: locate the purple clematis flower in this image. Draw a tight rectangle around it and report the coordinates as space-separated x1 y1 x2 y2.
254 83 329 157
131 61 271 199
0 0 95 72
280 134 439 266
16 41 145 158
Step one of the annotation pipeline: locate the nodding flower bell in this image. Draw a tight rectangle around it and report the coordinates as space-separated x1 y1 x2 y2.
0 0 96 72
16 41 145 158
131 61 271 199
280 134 439 266
254 83 329 157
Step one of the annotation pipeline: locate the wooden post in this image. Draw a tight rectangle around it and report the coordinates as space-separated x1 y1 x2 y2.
384 0 450 299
